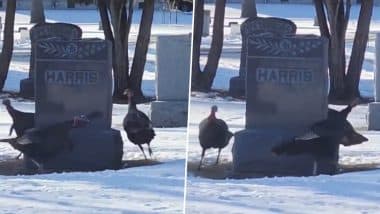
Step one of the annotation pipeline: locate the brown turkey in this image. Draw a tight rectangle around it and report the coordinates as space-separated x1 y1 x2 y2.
123 89 155 160
2 99 35 159
0 111 102 171
198 105 233 170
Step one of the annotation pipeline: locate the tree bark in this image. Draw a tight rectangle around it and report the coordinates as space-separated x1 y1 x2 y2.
98 0 114 42
241 0 257 18
326 0 348 100
345 0 373 98
314 0 373 104
314 0 330 39
191 0 204 90
0 0 16 90
98 0 136 99
130 0 155 98
30 0 46 24
109 0 130 98
199 0 226 91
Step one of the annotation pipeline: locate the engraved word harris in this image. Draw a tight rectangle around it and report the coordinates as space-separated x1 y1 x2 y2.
45 70 99 85
256 68 312 84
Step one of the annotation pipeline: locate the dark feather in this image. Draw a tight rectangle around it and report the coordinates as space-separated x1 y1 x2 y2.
123 92 155 159
2 99 34 137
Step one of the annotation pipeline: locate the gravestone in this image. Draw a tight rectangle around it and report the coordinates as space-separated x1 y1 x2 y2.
0 17 2 40
229 17 297 97
230 23 240 37
98 21 103 31
150 34 190 127
369 33 380 130
232 35 329 176
20 23 82 98
20 28 29 41
31 38 123 171
203 10 210 37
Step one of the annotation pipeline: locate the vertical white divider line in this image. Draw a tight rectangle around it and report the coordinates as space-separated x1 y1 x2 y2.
183 2 197 214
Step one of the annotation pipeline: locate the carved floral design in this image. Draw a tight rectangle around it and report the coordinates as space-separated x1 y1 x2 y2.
38 42 106 58
248 37 322 56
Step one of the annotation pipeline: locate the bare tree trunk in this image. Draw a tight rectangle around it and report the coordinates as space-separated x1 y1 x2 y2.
130 0 155 99
98 0 135 99
0 0 16 90
314 0 330 38
345 0 373 98
241 0 257 18
199 0 226 91
191 0 204 90
98 0 113 42
325 0 349 101
98 0 120 96
30 0 46 24
109 0 130 98
314 0 372 104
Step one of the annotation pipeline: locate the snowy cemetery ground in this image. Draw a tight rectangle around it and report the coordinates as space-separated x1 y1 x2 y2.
186 4 380 214
0 9 191 213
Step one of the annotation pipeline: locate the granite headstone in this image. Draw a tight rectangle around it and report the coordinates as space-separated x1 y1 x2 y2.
20 23 82 98
232 35 330 176
229 17 297 97
32 38 123 171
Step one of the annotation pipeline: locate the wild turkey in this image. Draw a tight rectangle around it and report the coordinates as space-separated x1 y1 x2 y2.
3 99 34 136
123 89 155 160
272 99 368 175
2 99 35 159
310 98 361 142
0 111 102 171
198 105 233 170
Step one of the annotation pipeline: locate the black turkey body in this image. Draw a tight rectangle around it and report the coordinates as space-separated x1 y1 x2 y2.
2 99 35 159
123 90 155 160
0 112 102 171
2 99 34 137
272 100 368 175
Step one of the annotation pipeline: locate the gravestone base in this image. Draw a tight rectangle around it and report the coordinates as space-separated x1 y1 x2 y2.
229 76 245 97
232 129 338 176
150 101 188 127
25 128 124 172
19 78 34 98
368 102 380 130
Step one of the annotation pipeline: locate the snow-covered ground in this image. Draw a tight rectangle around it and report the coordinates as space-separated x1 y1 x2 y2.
186 4 380 214
0 8 191 213
0 101 187 213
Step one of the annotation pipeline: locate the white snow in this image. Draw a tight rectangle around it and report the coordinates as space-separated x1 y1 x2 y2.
0 8 190 213
186 3 380 214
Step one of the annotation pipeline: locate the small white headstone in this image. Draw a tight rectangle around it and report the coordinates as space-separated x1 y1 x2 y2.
375 33 380 102
230 23 240 36
98 21 103 31
150 34 191 127
368 33 380 130
202 10 210 37
0 17 2 40
155 34 190 100
20 29 29 41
